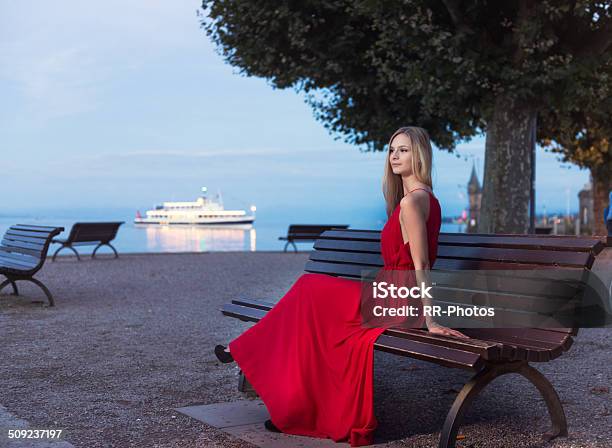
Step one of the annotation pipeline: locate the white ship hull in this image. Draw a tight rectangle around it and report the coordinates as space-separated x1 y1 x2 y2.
134 215 255 225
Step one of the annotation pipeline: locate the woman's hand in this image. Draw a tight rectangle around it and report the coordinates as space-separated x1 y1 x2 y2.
427 322 469 338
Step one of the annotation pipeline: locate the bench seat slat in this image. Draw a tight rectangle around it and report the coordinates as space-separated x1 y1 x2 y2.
460 330 569 362
318 230 381 241
11 224 60 232
2 237 46 252
0 250 39 268
440 234 605 253
438 245 592 268
374 335 484 370
465 329 571 352
304 261 366 278
282 234 331 241
6 228 56 239
0 257 37 272
320 230 605 253
309 251 383 266
466 328 573 346
288 225 348 232
433 258 576 270
314 240 381 253
2 234 46 247
0 243 43 258
232 298 276 310
281 226 350 244
221 303 268 322
381 328 501 360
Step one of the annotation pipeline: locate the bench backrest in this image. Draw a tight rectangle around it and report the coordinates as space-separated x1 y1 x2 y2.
287 224 349 240
306 229 608 361
65 222 124 243
0 225 64 274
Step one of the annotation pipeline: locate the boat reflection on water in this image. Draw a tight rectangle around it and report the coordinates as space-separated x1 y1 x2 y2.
137 223 256 252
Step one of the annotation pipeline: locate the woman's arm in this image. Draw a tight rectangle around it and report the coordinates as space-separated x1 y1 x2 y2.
400 194 468 338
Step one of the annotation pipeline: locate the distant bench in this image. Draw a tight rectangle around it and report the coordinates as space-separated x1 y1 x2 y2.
52 222 124 261
222 229 610 447
0 224 64 306
279 224 349 252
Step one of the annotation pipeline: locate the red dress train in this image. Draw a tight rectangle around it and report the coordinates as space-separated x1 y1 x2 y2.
228 189 442 446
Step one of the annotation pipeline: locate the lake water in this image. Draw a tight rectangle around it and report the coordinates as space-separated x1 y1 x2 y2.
0 209 466 254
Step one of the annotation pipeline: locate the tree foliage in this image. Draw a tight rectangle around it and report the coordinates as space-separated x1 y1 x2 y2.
202 0 612 151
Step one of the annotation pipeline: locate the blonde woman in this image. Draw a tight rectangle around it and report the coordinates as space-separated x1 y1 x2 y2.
215 127 466 446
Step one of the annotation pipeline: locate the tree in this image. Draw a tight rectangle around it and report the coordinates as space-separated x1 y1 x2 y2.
539 76 612 236
201 1 612 233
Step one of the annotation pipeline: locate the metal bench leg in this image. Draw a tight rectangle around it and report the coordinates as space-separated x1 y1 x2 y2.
52 245 81 261
291 241 298 253
283 241 290 252
238 370 258 398
92 243 119 259
26 278 55 307
0 278 19 295
438 361 567 448
516 362 568 440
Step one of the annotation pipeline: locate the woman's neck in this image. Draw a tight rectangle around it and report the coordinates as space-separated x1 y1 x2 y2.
402 176 430 195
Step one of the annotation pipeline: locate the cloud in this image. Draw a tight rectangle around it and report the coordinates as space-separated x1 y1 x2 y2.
0 43 105 118
0 0 211 120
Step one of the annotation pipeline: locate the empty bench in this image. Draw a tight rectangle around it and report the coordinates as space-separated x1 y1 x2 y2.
52 222 124 261
222 229 610 447
279 224 349 252
0 224 64 306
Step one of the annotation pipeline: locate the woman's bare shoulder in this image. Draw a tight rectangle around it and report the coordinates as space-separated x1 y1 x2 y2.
400 190 429 218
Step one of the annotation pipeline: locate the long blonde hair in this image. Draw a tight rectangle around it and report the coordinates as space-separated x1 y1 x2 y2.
382 126 433 217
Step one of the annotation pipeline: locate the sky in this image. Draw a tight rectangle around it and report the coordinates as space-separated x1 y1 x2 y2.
0 0 589 221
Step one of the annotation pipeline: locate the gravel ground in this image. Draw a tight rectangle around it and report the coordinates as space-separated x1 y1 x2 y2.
0 252 610 448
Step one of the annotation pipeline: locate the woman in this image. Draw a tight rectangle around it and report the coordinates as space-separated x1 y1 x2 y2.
215 126 467 446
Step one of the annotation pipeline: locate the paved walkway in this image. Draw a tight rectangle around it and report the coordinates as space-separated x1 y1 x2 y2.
0 252 610 447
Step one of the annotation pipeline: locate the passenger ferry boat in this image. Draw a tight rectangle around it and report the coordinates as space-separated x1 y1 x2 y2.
135 188 256 225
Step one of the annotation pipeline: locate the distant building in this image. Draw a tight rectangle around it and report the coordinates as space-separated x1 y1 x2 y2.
578 177 594 234
467 163 482 233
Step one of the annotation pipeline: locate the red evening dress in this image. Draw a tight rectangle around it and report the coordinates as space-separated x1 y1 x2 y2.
228 188 442 446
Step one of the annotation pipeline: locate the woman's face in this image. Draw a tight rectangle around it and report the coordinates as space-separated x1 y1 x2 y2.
389 133 414 176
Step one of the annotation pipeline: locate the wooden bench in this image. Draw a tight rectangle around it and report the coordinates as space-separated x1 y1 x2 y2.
279 224 349 252
0 224 64 306
221 229 610 447
51 222 124 261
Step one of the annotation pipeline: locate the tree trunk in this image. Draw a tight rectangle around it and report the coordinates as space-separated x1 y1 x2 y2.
591 165 612 237
478 95 537 234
